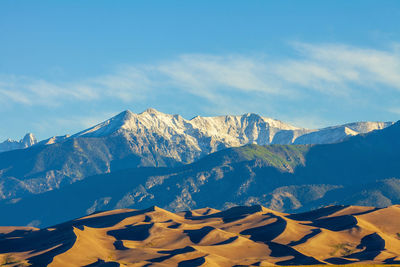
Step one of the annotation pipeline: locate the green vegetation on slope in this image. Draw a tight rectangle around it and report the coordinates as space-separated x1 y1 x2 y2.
233 144 310 172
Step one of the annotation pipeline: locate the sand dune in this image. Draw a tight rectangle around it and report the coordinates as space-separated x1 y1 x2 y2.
0 205 400 266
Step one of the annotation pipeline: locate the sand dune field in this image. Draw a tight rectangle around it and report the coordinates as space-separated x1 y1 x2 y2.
0 205 400 266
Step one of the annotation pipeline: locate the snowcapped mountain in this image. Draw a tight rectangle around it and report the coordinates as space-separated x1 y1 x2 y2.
0 133 37 153
0 109 392 158
70 108 392 149
71 108 305 161
36 134 70 146
292 121 392 145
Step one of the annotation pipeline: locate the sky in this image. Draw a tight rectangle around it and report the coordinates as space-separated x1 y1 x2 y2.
1 1 400 141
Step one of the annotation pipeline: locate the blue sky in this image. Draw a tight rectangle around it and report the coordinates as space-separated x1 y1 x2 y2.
1 1 400 141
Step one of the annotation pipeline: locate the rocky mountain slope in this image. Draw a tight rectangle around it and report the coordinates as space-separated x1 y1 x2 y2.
1 205 399 266
2 121 400 227
0 133 37 153
0 110 393 201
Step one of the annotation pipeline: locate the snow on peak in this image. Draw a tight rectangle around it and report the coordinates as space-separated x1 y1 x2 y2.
69 109 303 147
68 109 394 147
72 110 135 138
3 109 392 160
140 108 163 115
37 135 70 145
0 133 38 153
22 133 38 147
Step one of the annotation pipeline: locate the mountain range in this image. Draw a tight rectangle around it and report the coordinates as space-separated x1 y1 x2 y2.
0 109 393 201
0 109 399 227
1 109 393 154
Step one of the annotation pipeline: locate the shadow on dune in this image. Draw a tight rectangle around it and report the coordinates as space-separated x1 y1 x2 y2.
0 207 158 266
0 226 76 266
149 246 196 263
240 213 286 242
324 257 357 265
287 228 321 246
184 226 215 244
325 233 385 264
177 256 206 267
286 205 347 221
201 208 214 215
308 215 358 231
213 236 238 246
268 242 323 265
346 233 385 261
83 259 120 266
185 205 263 223
0 229 36 239
113 240 128 250
384 257 400 264
107 223 153 241
167 222 181 229
238 214 323 266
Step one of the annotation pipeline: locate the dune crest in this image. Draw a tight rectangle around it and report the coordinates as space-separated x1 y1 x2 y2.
0 205 400 266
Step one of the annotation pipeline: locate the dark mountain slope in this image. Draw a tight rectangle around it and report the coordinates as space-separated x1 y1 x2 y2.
0 145 308 227
290 120 400 185
0 135 179 200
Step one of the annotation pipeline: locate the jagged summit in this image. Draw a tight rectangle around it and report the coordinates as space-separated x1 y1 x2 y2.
22 133 37 147
0 133 38 153
0 110 395 155
71 109 303 143
58 109 395 165
140 107 164 115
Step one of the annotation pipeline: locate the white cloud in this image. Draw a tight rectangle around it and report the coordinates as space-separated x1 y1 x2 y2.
0 42 399 109
285 42 400 91
156 54 281 99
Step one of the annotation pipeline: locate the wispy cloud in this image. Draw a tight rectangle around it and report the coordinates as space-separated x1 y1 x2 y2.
276 42 400 94
0 42 399 110
155 54 282 100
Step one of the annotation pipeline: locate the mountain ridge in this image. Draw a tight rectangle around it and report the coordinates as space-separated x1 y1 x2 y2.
0 110 396 208
0 109 393 154
69 109 394 146
0 133 37 153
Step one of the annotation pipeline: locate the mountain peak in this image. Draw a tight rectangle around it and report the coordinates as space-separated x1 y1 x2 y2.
22 133 38 147
115 110 134 121
0 133 38 153
243 112 264 120
72 110 135 138
140 108 163 115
